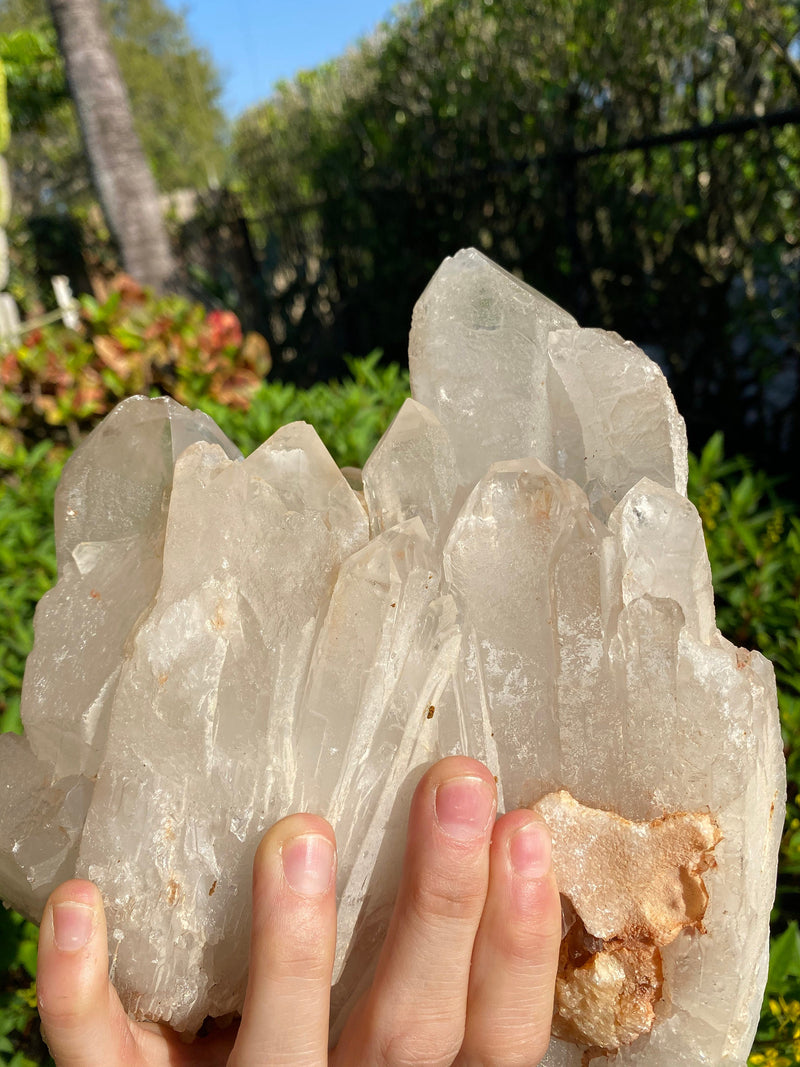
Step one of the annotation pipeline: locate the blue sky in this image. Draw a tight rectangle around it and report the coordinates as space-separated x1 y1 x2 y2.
167 0 398 118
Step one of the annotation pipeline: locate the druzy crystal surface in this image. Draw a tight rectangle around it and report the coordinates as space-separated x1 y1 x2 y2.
0 249 785 1063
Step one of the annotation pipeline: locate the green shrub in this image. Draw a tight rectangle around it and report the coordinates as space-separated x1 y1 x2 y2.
689 434 800 922
0 392 796 1061
201 351 409 468
689 435 800 1065
750 922 800 1066
0 907 46 1067
0 277 271 449
0 440 60 738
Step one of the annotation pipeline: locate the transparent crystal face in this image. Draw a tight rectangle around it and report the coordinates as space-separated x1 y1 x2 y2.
0 250 785 1063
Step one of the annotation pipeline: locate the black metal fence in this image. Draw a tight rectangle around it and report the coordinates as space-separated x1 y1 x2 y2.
225 106 799 494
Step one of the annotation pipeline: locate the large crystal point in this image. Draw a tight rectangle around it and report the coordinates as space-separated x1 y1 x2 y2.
409 249 688 518
295 518 461 980
362 398 461 543
21 396 241 780
0 249 784 1065
3 397 240 918
443 458 597 807
409 248 577 487
547 327 688 515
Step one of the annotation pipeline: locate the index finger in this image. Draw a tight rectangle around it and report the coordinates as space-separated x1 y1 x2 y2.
229 814 337 1067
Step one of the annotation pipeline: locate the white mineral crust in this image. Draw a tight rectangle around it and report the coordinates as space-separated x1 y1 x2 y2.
0 248 785 1062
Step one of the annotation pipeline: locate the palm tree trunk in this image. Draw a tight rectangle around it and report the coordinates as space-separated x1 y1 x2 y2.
46 0 175 290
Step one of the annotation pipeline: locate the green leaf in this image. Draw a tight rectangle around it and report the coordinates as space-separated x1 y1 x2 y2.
766 922 800 996
16 935 37 981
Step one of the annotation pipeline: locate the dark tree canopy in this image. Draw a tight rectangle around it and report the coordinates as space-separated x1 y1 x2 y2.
231 0 800 488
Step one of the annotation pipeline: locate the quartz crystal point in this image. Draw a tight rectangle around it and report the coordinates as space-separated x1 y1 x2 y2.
408 248 689 515
0 249 784 1064
363 398 461 543
408 248 578 488
21 395 241 782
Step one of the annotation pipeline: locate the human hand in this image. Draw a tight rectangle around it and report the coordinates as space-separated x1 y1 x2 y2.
36 756 561 1066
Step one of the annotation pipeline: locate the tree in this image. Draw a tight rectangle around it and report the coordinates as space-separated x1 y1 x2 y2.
103 0 227 191
0 0 228 299
46 0 174 289
0 0 227 204
0 21 83 220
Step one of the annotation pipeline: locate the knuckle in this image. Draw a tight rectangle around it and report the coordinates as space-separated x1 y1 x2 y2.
408 871 486 926
270 940 332 984
37 985 84 1032
503 927 562 971
461 980 556 1065
381 1025 463 1067
460 1037 551 1067
268 912 333 983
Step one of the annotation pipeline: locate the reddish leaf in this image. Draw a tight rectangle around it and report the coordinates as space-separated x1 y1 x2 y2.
210 368 259 409
111 274 147 305
240 332 272 377
0 352 21 387
205 310 243 351
94 335 132 380
44 353 73 389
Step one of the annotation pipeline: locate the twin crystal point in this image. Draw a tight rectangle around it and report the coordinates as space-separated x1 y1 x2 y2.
0 249 785 1063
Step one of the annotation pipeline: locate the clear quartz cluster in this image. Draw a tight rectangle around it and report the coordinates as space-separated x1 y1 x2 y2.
0 248 785 1063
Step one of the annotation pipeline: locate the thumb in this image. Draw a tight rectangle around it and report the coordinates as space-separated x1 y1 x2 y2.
36 880 134 1067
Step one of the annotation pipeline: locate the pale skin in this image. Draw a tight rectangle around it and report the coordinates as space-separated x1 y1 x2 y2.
37 756 561 1067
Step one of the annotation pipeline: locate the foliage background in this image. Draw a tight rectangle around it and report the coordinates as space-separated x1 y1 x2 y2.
2 0 798 495
229 0 800 498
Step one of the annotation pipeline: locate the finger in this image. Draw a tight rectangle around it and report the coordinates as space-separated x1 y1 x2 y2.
334 756 496 1067
229 813 337 1067
39 882 245 1067
456 810 561 1067
36 879 136 1067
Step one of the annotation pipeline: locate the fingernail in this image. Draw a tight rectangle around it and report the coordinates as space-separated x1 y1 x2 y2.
282 833 336 896
435 776 496 841
52 901 95 952
509 820 552 879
